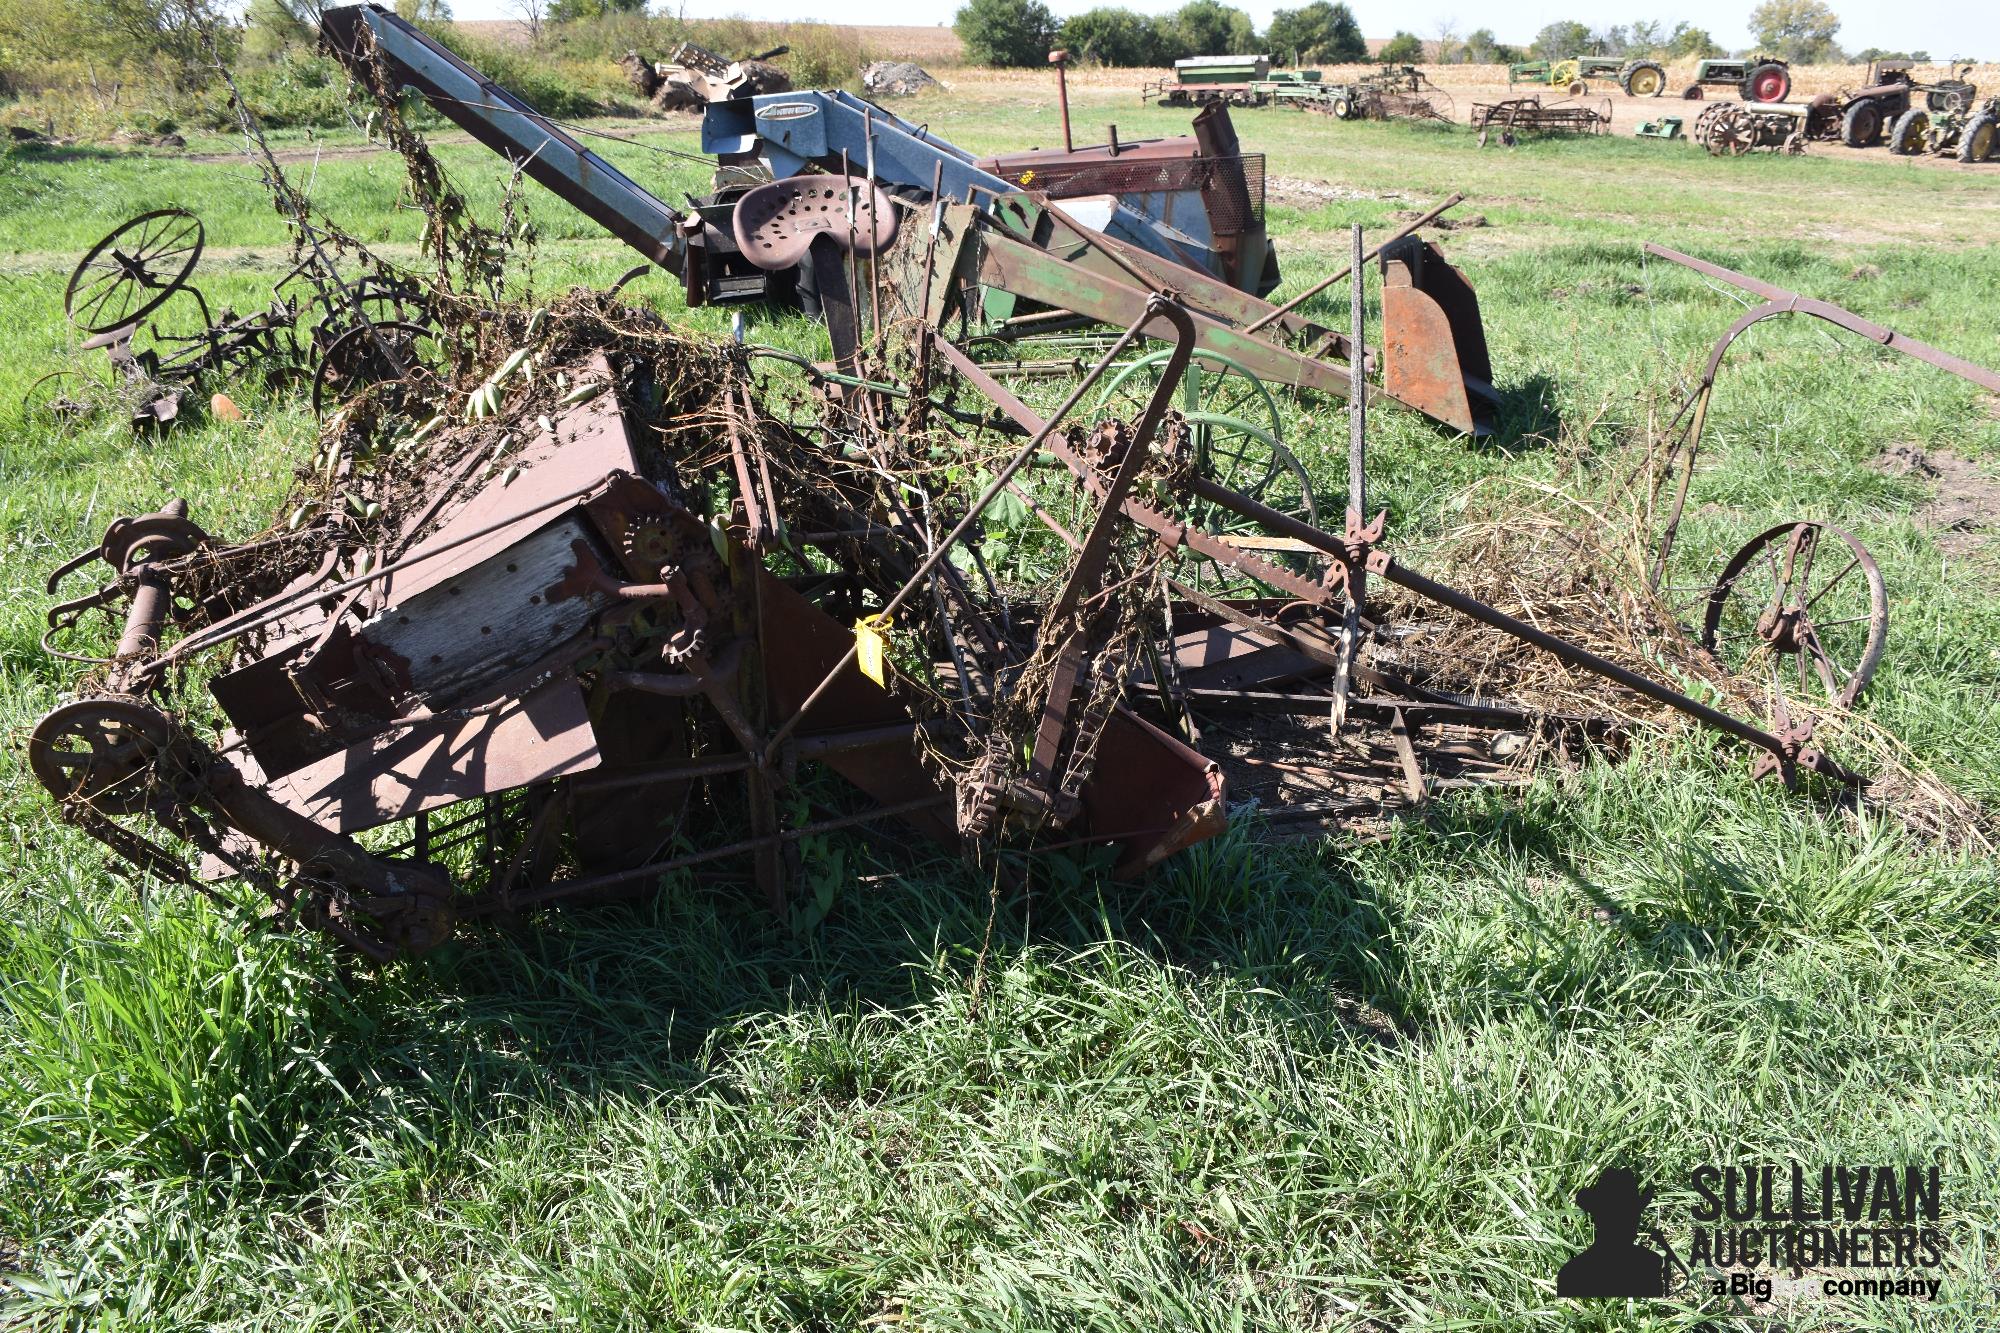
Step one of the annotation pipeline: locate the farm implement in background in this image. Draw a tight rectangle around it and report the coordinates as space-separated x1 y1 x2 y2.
1471 97 1614 146
1872 72 1997 160
1312 66 1455 124
1508 56 1667 98
1144 54 1274 107
1680 55 1793 102
1692 102 1814 155
1829 61 1980 149
1908 94 2000 161
33 208 430 432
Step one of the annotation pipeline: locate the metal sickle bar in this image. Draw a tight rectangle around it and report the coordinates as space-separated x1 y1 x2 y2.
1644 242 2000 394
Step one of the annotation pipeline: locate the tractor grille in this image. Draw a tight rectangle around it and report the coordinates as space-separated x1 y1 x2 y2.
1010 153 1266 235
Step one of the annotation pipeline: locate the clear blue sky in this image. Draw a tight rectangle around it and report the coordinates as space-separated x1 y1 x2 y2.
447 2 1991 60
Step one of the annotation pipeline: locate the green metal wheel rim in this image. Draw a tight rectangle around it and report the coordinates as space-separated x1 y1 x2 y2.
1092 347 1285 446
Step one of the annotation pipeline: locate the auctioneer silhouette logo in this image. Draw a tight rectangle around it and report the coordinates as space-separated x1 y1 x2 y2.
1557 1167 1675 1298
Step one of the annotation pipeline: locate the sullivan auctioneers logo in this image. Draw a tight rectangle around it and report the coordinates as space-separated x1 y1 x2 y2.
1557 1163 1946 1303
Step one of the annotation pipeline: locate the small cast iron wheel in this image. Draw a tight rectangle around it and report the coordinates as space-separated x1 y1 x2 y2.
1742 62 1790 103
310 276 431 349
311 320 439 417
1623 62 1666 97
1700 521 1887 709
1566 80 1589 97
1842 99 1883 146
23 369 99 429
1682 84 1705 100
28 697 180 817
1960 113 1998 162
65 209 205 335
1784 131 1808 155
1888 106 1929 155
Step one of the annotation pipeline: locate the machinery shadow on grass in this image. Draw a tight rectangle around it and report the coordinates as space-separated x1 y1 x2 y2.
2 140 148 165
1477 372 1565 454
374 814 1417 1116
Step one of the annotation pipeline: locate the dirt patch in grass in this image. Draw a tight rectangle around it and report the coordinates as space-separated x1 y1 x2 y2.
1266 176 1411 209
1879 442 2000 554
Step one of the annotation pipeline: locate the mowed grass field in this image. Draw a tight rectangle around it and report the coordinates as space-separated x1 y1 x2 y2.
2 73 2000 1330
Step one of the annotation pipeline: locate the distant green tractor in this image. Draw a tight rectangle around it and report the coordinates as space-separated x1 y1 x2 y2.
1680 56 1792 102
1508 55 1668 97
1894 93 2000 161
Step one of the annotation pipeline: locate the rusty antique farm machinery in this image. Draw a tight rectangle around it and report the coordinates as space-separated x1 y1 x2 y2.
1470 97 1614 147
1642 243 2000 712
26 218 1874 963
29 6 1970 963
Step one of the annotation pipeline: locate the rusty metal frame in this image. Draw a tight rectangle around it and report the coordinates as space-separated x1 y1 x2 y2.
922 323 1845 788
1644 243 2000 585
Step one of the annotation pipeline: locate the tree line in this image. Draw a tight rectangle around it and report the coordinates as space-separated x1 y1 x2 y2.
955 1 1951 70
955 0 1382 67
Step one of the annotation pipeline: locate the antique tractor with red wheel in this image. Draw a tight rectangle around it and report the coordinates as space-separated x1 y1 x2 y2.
1680 56 1791 102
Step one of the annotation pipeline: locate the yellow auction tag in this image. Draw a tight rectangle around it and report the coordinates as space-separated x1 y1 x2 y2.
854 614 890 686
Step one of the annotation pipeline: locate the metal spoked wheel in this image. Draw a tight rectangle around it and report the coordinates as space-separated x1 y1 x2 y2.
1094 348 1283 438
1696 104 1753 155
28 697 180 816
1093 349 1314 517
309 275 433 351
23 368 109 430
65 209 205 335
1178 410 1319 538
1700 521 1888 709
